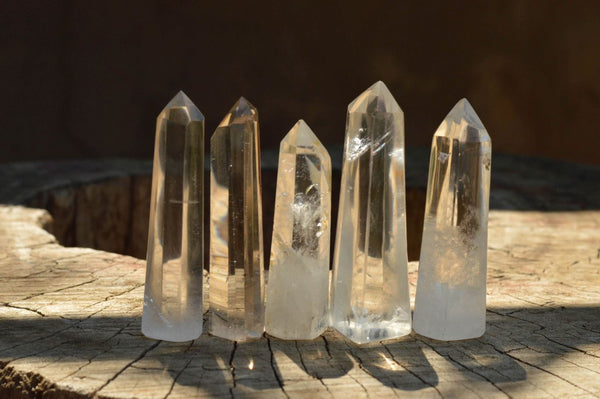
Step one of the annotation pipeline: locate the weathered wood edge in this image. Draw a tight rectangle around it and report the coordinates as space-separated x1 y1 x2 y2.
3 150 600 210
1 205 600 398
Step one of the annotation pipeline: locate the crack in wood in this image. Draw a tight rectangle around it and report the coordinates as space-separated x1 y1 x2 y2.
4 303 46 317
16 278 99 303
381 342 443 398
341 342 373 398
485 341 599 397
266 336 289 399
163 340 195 399
92 341 161 397
2 206 600 397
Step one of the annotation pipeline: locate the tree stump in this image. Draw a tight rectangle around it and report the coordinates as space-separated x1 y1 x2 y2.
1 153 599 398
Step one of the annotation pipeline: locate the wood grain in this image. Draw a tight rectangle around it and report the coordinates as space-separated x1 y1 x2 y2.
1 205 599 398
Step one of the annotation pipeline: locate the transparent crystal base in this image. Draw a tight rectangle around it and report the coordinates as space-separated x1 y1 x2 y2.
332 309 411 344
266 328 326 341
142 301 202 342
413 283 486 341
413 323 485 342
209 314 263 342
266 253 329 340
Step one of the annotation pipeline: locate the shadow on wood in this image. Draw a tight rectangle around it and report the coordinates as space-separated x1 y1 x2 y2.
4 305 600 397
1 154 600 397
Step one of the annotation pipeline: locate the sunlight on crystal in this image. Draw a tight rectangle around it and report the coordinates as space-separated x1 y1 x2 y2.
413 98 491 341
209 97 265 341
346 135 370 160
248 359 254 370
265 120 332 340
331 81 411 344
142 91 204 342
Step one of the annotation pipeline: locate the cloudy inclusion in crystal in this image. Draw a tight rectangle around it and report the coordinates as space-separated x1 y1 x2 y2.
331 81 411 344
265 120 331 340
209 97 264 341
413 98 491 341
142 91 204 342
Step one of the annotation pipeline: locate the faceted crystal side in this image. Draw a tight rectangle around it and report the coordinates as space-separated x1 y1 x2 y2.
330 81 411 344
209 97 265 341
265 120 332 340
142 91 204 342
413 98 492 341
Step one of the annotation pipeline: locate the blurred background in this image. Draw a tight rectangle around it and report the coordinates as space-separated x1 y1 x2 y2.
2 1 599 165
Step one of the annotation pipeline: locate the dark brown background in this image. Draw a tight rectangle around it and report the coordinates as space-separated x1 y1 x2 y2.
2 1 599 165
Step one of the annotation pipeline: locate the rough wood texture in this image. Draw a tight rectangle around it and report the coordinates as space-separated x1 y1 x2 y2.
1 156 600 398
1 208 600 398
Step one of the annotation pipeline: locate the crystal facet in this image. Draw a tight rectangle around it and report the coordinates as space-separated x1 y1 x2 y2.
330 81 411 344
209 97 265 341
265 120 332 340
142 91 204 342
413 98 492 341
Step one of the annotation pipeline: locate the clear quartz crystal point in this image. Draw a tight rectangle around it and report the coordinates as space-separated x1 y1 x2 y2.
142 91 205 342
265 120 332 340
209 97 265 341
413 98 492 341
331 81 411 344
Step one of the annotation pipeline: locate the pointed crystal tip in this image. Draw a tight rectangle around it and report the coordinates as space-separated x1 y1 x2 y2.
233 97 257 117
160 90 204 121
446 98 485 130
283 119 319 147
219 97 258 127
348 81 402 114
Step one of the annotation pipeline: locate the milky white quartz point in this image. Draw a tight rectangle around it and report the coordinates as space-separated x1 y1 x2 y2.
330 81 411 344
265 120 332 340
142 91 204 342
209 97 265 341
413 98 492 341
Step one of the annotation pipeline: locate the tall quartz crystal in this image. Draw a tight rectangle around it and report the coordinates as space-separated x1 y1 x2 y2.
142 91 204 342
265 120 331 340
209 97 265 341
331 81 411 344
413 99 491 341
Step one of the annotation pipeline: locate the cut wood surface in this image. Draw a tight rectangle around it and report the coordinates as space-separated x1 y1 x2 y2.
1 156 600 398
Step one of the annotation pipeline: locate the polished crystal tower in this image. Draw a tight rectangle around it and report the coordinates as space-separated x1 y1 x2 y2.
413 99 492 341
209 97 265 341
142 91 204 342
330 81 411 344
265 120 332 340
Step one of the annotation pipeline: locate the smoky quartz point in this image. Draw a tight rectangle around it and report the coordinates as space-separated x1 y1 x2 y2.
209 97 265 341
